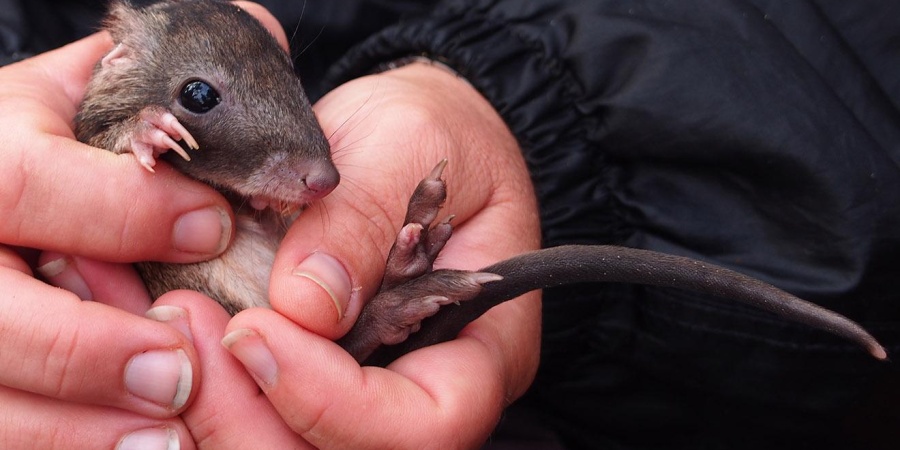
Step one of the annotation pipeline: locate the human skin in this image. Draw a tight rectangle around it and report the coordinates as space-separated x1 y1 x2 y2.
173 50 543 449
0 28 210 450
0 3 541 448
217 61 543 448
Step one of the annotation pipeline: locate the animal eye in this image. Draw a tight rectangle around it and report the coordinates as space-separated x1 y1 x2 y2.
179 80 220 113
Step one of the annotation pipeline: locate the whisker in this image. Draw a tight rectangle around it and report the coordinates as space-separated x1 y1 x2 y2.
288 0 307 50
297 24 326 57
327 81 382 143
329 131 375 160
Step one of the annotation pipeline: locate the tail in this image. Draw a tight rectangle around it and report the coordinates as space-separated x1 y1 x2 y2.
364 245 886 366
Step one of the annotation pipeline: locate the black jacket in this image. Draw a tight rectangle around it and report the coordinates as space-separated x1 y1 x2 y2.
4 1 899 448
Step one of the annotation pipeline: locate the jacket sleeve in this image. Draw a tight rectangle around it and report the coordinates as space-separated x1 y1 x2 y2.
323 0 900 317
323 3 900 445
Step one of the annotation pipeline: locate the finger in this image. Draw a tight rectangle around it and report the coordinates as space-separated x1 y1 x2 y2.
224 308 505 449
0 385 196 450
0 269 199 418
8 32 114 116
0 245 32 275
37 252 152 315
0 135 233 262
151 292 313 448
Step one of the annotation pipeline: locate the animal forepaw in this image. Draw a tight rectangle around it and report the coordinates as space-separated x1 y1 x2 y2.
120 107 199 172
339 160 509 363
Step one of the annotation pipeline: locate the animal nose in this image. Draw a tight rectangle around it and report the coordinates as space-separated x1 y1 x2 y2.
305 163 340 198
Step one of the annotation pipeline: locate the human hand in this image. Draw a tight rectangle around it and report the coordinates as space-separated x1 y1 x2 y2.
210 62 543 448
1 3 538 447
0 253 201 448
0 3 267 447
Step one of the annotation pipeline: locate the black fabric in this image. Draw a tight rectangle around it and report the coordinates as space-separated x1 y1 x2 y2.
4 1 899 448
0 0 106 65
252 0 436 100
0 0 431 99
325 2 900 447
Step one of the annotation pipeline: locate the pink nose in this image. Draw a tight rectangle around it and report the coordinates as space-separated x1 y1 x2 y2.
304 163 340 199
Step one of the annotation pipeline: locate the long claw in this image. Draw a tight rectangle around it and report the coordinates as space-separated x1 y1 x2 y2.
139 156 156 173
163 135 191 161
469 272 504 285
428 158 448 180
129 139 158 173
162 112 200 150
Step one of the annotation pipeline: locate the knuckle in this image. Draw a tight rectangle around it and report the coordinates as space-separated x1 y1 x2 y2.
0 142 31 245
41 320 83 400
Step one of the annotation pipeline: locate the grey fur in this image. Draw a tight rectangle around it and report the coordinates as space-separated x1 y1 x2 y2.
75 0 338 314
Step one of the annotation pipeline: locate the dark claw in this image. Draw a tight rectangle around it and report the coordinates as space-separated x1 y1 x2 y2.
339 160 504 363
338 268 501 362
381 160 452 290
423 215 453 262
381 223 428 290
401 158 448 227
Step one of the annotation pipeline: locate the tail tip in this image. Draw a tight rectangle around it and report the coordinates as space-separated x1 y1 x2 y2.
869 344 888 361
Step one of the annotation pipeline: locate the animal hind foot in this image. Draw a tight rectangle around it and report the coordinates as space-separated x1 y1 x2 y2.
380 159 453 289
338 160 501 362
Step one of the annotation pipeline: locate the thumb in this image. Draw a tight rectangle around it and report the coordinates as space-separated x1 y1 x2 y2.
267 182 393 340
152 292 313 449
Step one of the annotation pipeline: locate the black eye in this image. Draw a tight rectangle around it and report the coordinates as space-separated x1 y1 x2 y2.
179 80 220 113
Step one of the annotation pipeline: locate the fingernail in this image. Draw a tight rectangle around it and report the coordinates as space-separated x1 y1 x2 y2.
117 427 180 450
292 252 351 321
146 306 193 343
125 349 192 409
173 206 231 255
36 255 93 300
221 329 277 387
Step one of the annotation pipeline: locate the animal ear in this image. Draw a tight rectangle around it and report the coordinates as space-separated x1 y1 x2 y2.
100 0 158 69
103 0 143 44
100 43 134 68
